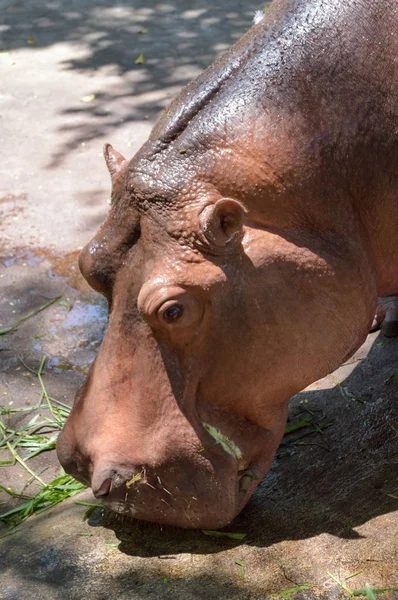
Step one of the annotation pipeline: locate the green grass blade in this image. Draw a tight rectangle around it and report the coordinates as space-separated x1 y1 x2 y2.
285 418 312 434
202 530 246 540
0 485 31 499
0 295 62 336
0 474 86 527
364 585 377 600
6 442 46 486
37 356 64 425
279 585 312 599
327 572 354 597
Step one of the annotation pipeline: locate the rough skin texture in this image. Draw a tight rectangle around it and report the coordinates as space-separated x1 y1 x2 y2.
57 0 398 529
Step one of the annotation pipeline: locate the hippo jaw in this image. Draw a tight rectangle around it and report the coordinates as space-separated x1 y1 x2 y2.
57 363 286 529
57 425 280 530
98 455 273 529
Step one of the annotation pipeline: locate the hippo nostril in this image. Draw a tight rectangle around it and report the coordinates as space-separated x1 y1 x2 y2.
93 477 112 498
91 463 137 498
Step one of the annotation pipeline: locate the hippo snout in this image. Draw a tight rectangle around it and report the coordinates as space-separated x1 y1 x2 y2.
57 418 246 529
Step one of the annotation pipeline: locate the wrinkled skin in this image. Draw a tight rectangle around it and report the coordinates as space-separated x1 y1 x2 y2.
57 0 398 528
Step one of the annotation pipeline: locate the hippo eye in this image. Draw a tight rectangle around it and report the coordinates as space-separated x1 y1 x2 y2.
161 302 184 323
139 287 203 332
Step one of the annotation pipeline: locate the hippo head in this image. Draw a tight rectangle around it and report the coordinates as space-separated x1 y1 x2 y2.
57 140 370 529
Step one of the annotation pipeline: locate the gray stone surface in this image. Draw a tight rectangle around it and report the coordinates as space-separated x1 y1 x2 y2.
0 1 397 599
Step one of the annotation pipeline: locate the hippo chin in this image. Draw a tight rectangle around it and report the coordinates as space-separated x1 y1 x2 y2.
57 0 398 529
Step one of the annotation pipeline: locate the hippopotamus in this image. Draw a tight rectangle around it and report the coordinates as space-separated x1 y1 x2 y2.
57 0 398 529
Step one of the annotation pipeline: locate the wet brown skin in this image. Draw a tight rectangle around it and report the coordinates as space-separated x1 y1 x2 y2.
57 0 398 528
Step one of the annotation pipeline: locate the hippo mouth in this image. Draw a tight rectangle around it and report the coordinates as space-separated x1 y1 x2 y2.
58 403 275 528
57 374 279 529
88 405 264 528
84 457 263 530
90 467 241 529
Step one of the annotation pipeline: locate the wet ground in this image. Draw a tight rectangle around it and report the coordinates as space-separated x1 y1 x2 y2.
0 1 397 599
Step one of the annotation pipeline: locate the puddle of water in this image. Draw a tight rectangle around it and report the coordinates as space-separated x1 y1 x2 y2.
1 248 46 268
46 351 99 375
46 249 97 295
61 300 108 329
32 299 108 375
0 246 93 295
1 246 108 376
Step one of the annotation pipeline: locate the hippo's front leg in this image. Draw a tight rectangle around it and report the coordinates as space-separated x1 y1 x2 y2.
372 296 398 337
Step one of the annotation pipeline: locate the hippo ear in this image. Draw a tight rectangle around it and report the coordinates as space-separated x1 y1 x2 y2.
200 198 247 247
103 143 127 180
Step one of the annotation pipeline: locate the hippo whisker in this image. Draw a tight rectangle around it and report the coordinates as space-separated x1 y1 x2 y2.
183 509 199 528
174 495 190 507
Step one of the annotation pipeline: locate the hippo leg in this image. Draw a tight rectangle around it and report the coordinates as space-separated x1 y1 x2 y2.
371 296 398 337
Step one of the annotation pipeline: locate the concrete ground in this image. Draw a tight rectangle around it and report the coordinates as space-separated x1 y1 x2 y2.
0 1 397 599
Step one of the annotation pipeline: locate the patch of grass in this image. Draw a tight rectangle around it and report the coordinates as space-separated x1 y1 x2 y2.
0 358 70 459
0 356 87 530
0 414 58 459
282 413 334 448
327 572 398 598
74 500 102 520
0 470 85 528
352 586 398 598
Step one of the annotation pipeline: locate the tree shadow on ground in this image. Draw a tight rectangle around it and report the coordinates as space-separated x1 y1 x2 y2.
0 0 268 167
0 509 324 600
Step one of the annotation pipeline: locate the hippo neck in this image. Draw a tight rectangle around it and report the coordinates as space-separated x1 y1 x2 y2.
145 0 397 155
